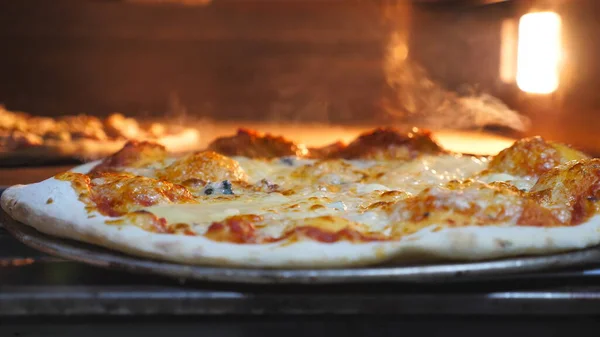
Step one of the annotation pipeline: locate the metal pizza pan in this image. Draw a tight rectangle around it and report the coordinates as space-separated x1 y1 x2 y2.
3 210 600 284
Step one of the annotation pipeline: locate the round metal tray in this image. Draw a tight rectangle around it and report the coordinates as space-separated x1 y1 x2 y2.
4 211 600 284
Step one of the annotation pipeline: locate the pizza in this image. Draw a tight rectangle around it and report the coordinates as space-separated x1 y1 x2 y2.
2 127 600 268
0 106 201 165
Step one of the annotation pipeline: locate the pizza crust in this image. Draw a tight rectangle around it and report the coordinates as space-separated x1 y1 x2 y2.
3 174 600 268
0 129 201 165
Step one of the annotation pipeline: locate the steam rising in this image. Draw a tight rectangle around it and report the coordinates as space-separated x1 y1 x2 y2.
167 92 190 125
383 16 530 132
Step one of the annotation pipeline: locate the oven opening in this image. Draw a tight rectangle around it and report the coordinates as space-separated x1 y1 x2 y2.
516 11 562 95
1 0 599 168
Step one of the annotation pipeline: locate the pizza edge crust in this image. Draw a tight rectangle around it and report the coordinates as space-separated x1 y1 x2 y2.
3 172 600 268
0 128 201 162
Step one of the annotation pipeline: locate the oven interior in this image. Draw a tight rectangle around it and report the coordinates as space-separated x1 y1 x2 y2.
0 0 598 155
5 2 600 325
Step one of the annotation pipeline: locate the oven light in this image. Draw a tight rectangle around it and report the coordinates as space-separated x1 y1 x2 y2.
500 18 517 83
516 12 562 94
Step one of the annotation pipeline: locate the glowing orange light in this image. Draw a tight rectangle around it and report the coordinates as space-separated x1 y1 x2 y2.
500 19 517 83
516 12 562 94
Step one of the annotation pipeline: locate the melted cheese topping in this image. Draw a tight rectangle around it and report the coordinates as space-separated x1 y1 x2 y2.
148 193 290 225
478 172 536 191
136 154 515 239
366 155 488 194
146 185 398 238
65 135 597 244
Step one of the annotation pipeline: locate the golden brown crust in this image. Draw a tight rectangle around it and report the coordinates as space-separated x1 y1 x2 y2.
390 180 562 237
324 127 445 160
207 127 445 160
159 151 249 184
57 171 196 217
307 141 345 159
488 136 588 177
103 113 141 139
90 141 168 175
0 130 44 150
0 107 198 158
207 128 308 159
530 159 600 225
56 115 108 140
